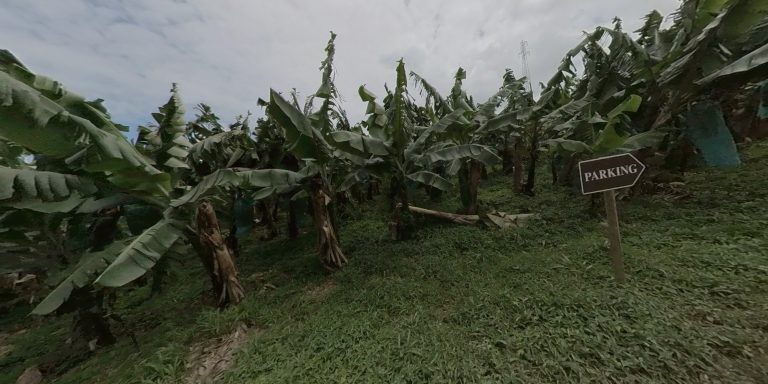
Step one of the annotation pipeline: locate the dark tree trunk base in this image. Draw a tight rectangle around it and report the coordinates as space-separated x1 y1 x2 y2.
195 201 245 307
309 180 347 270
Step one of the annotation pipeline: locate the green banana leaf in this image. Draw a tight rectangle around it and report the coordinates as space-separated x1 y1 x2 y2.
0 66 169 194
171 168 304 207
423 144 501 167
0 166 97 201
32 240 127 315
406 171 453 191
94 218 185 287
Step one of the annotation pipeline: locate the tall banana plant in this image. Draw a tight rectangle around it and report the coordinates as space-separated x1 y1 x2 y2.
266 32 351 269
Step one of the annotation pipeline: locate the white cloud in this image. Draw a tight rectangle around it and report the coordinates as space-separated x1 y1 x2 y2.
0 0 680 135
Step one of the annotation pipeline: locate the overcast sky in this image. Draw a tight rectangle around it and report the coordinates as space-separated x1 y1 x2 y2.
1 0 679 136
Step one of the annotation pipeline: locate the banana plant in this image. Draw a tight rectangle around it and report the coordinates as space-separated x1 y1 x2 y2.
266 32 352 269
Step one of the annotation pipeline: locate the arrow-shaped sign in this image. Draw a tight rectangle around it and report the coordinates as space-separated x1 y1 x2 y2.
578 153 646 195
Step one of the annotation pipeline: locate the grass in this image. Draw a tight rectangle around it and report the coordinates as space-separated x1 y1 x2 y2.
2 141 768 383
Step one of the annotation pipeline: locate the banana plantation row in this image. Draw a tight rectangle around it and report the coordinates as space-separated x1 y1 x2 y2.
1 0 767 358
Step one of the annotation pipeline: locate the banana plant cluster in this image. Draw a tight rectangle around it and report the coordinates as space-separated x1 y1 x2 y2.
0 53 295 321
540 0 768 186
409 67 528 211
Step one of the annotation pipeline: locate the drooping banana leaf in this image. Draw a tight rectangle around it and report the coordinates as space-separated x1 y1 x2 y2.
473 111 519 137
32 240 127 315
544 138 594 154
695 42 768 86
94 218 185 287
658 8 729 86
592 95 643 153
329 130 391 156
269 89 331 162
170 168 304 207
0 166 97 201
616 131 668 153
409 71 451 114
406 171 453 191
0 64 169 194
423 144 501 167
338 168 372 192
188 129 250 165
685 100 741 167
405 109 467 158
718 0 768 46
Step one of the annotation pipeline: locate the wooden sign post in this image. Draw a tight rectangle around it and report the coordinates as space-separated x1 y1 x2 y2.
578 154 646 283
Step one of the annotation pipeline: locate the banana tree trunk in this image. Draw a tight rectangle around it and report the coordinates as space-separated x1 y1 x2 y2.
389 179 412 241
512 138 524 193
524 127 539 196
501 136 514 175
258 199 278 240
195 201 244 307
308 178 347 270
459 160 482 215
428 164 445 202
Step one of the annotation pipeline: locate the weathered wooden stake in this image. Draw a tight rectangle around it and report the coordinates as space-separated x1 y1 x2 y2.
603 189 626 283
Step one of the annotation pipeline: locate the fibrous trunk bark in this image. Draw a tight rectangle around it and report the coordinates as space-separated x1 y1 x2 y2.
258 200 278 240
308 178 347 270
465 160 483 214
195 201 244 307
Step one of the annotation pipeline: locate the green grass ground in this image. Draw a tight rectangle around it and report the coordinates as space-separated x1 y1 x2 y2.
2 141 768 383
